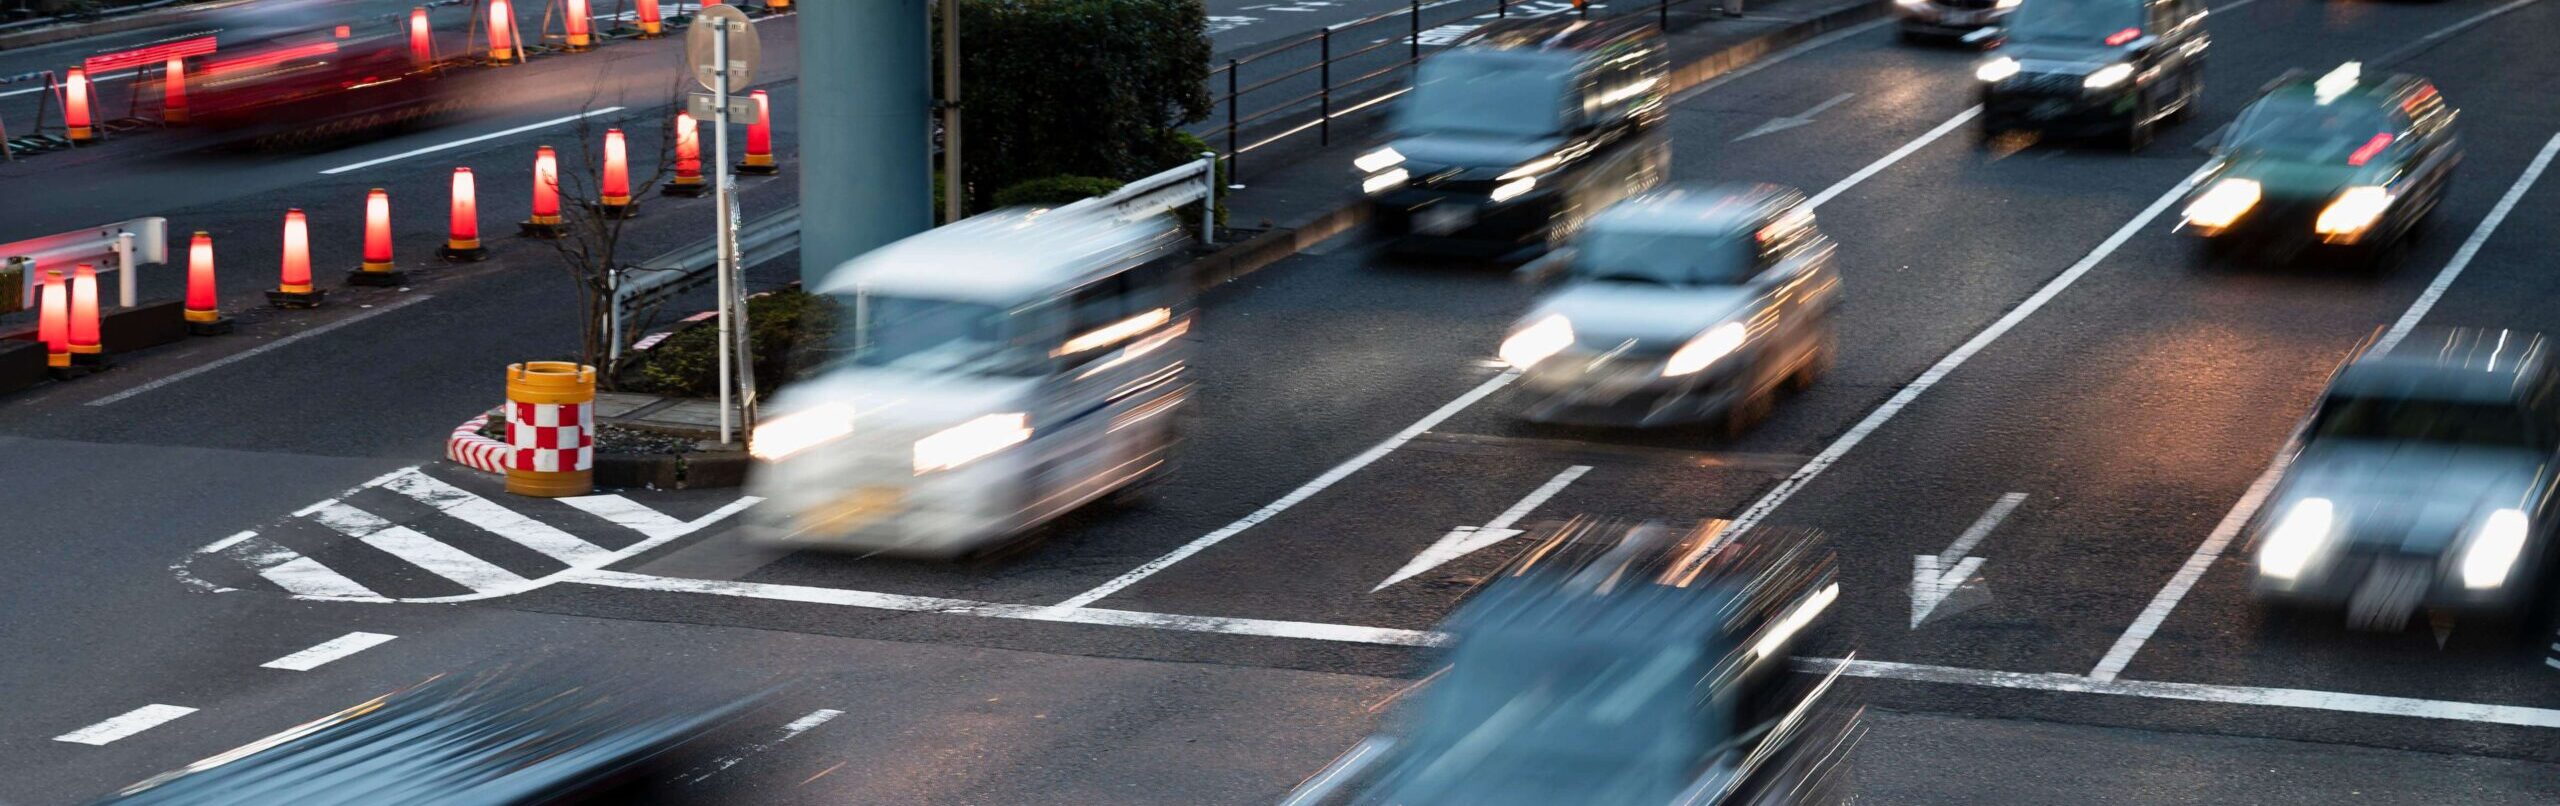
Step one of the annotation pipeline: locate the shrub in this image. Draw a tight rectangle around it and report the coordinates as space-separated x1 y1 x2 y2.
938 0 1211 209
992 175 1126 209
627 288 837 398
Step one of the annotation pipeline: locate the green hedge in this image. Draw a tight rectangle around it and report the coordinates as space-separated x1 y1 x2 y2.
938 0 1211 210
992 175 1125 209
625 288 837 398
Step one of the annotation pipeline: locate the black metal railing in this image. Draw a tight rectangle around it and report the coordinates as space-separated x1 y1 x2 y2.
1200 0 1728 182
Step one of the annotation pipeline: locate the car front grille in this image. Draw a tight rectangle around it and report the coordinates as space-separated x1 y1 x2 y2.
2005 72 2084 96
1939 0 1998 10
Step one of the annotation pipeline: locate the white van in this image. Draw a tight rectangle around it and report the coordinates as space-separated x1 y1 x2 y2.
744 207 1195 558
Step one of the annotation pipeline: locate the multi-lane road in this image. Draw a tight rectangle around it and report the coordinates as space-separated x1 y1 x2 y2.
9 0 2560 802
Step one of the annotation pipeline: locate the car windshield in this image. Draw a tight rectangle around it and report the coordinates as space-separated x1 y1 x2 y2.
2225 97 2398 163
1572 228 1755 285
2005 0 2142 43
844 294 1035 376
1399 51 1572 138
2311 396 2545 449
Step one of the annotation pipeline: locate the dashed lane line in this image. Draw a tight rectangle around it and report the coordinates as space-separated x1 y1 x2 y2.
261 632 398 671
53 705 197 746
1808 658 2560 731
316 107 625 176
682 708 845 785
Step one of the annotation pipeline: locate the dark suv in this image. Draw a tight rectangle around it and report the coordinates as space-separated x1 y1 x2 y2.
1360 17 1670 261
1973 0 2209 149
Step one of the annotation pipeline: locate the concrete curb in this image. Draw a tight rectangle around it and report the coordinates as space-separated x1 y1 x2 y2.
1199 0 1888 292
0 0 255 52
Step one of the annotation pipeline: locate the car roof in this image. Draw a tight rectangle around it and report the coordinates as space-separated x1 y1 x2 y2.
2258 63 2430 110
1456 15 1658 53
1451 517 1832 644
1585 183 1804 237
812 207 1185 305
2332 328 2550 405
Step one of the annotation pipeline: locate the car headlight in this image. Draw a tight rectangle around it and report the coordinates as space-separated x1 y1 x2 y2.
1498 156 1561 181
1354 146 1404 174
2084 63 2135 90
2183 178 2261 230
1895 0 1926 7
1499 314 1574 371
2315 186 2392 238
1995 0 2019 8
913 413 1032 474
1663 322 1748 378
1975 57 2020 82
2257 498 2334 581
1489 176 1537 203
2460 508 2529 589
749 403 856 462
1362 167 1409 195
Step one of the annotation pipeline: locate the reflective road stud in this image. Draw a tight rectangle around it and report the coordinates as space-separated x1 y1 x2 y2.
162 57 188 125
185 232 233 334
504 361 596 498
68 263 102 362
65 67 95 144
37 269 68 368
267 208 326 308
737 90 777 175
664 111 707 197
441 168 489 261
349 188 407 286
596 128 637 218
520 146 565 238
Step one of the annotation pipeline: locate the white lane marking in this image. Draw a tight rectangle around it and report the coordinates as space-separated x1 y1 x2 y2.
317 107 625 175
1805 106 1982 210
378 468 611 564
2376 130 2560 353
341 518 532 591
1807 658 2560 730
559 493 764 541
53 705 197 746
1725 162 2217 539
1671 18 1891 104
2092 129 2560 680
2373 0 2552 67
1374 465 1590 591
568 570 1447 647
1910 492 2025 628
88 295 433 406
1734 92 1857 142
197 530 387 600
261 631 398 671
1936 491 2025 566
1050 372 1516 609
683 708 845 784
0 69 137 100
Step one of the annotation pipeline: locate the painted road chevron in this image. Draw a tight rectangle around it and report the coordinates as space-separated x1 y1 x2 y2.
176 465 759 603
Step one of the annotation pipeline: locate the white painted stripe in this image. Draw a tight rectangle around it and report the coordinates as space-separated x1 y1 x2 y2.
558 493 763 541
261 556 387 600
376 468 610 564
2374 130 2560 354
2372 0 2552 67
54 704 196 746
1050 372 1516 609
2095 128 2560 680
1939 492 2027 565
1724 162 2217 539
317 107 626 175
1807 658 2560 730
261 631 397 671
1483 465 1589 530
302 500 530 591
683 708 846 784
1670 18 1891 104
1804 106 1982 210
88 295 432 406
0 69 136 100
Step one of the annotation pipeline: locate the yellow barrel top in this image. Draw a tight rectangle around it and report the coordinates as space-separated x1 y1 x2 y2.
506 361 597 405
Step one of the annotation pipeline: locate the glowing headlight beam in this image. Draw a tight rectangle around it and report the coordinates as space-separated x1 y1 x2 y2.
1354 146 1404 174
1975 57 2021 83
2257 498 2334 581
2182 178 2261 229
1663 322 1748 378
914 413 1032 474
1489 176 1537 203
2461 508 2528 589
2084 63 2135 90
2315 186 2392 238
1362 168 1409 195
749 403 856 461
1498 314 1574 371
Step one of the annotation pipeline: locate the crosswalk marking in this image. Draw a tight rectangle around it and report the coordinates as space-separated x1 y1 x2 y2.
560 494 764 541
203 530 387 600
379 468 614 565
352 521 532 592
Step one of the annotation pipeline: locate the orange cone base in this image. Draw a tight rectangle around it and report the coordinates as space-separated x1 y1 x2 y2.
185 307 222 323
67 126 94 143
519 217 565 238
347 266 409 286
70 343 101 355
489 49 515 64
593 199 639 220
46 352 70 368
566 38 591 52
506 468 594 498
638 23 662 37
440 240 490 262
267 287 327 308
736 155 779 175
661 176 709 197
185 309 235 335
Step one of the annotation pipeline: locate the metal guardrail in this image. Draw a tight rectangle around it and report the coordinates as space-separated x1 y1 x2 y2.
1053 152 1219 240
608 205 800 364
1203 0 1725 180
3 216 168 311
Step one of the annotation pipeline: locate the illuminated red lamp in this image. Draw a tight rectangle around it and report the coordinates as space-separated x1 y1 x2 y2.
597 128 638 218
163 57 189 125
64 67 95 144
521 145 566 237
348 188 407 285
68 263 102 359
737 90 778 175
2104 27 2141 46
663 110 707 197
442 167 489 261
2347 133 2394 167
37 269 69 368
185 231 234 334
268 208 326 308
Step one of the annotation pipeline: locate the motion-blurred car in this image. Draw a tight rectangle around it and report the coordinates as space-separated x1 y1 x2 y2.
1972 0 2208 149
182 1 466 147
1894 0 2017 42
1281 519 1855 805
2178 62 2459 271
1360 16 1669 262
97 669 759 804
2250 328 2560 631
745 205 1195 559
1501 185 1841 431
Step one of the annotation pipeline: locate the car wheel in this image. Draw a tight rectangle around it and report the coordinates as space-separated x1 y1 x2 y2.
2122 102 2155 153
2364 238 2411 275
2169 71 2203 124
1789 330 1838 392
1722 390 1773 439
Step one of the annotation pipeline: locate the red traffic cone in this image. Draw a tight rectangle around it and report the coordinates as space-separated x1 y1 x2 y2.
565 0 593 51
663 111 706 197
737 90 778 175
68 263 102 363
521 146 565 237
268 208 326 308
65 67 96 144
185 231 234 334
349 188 407 286
37 268 69 369
596 128 637 218
163 57 190 125
487 0 519 64
635 0 663 37
409 7 435 66
442 167 489 261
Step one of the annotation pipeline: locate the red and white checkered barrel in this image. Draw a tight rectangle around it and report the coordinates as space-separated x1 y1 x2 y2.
503 361 596 497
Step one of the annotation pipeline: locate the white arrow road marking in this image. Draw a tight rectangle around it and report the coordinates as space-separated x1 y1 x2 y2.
1910 492 2026 628
54 705 196 746
1374 465 1591 592
1734 92 1855 142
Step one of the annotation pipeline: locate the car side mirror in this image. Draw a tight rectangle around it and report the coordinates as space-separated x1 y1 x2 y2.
1517 248 1575 285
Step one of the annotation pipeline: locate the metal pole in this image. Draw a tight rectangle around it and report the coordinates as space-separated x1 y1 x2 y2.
1318 27 1331 146
1224 59 1238 179
1662 0 1669 28
940 0 962 223
1198 151 1216 245
713 18 734 444
1500 0 1508 17
113 232 135 308
1409 0 1419 62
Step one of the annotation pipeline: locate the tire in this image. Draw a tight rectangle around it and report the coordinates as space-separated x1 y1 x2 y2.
2169 70 2203 124
1722 389 1773 439
1788 329 1837 392
2122 102 2155 153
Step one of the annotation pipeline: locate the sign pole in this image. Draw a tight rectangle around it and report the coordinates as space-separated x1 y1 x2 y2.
713 19 734 444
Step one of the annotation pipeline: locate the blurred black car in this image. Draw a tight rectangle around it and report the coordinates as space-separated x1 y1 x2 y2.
2178 63 2460 271
1360 17 1669 262
181 1 468 148
1895 0 2017 42
1972 0 2208 149
96 669 763 805
1283 519 1857 806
